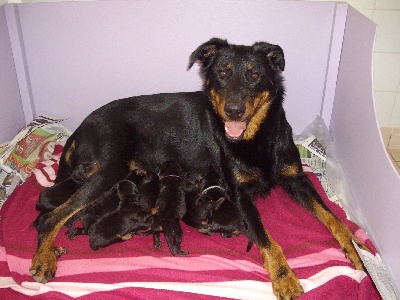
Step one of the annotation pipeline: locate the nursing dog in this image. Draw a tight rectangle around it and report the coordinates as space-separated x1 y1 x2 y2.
31 38 371 299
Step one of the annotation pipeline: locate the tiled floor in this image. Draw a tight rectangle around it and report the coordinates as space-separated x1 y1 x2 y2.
381 127 400 174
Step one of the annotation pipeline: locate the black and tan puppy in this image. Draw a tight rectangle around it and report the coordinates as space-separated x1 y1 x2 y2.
31 38 371 299
197 195 253 252
65 181 122 240
184 170 252 251
152 161 189 255
183 170 227 229
126 168 159 213
88 179 154 250
67 168 159 242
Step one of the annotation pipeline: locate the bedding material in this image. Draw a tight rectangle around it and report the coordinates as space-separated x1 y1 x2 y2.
0 144 380 299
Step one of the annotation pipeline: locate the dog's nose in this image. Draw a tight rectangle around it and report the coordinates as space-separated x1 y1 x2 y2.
224 103 245 119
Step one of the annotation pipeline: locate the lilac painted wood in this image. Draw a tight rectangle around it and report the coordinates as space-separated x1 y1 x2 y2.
0 6 25 144
9 0 336 132
331 6 400 292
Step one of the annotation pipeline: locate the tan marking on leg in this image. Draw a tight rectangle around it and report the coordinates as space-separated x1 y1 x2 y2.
280 164 300 178
243 91 271 141
128 160 139 171
127 160 147 173
234 170 258 184
313 200 372 270
87 161 100 177
119 233 133 241
65 141 76 166
30 195 102 282
259 232 304 299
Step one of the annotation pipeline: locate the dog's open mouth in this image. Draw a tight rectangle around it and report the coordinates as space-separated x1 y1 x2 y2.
224 120 247 142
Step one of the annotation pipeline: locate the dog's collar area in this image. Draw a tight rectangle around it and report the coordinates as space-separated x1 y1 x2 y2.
201 185 226 195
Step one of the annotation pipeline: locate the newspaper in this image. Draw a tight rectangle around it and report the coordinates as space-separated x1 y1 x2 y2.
353 241 399 300
295 136 339 207
302 135 326 161
0 116 71 208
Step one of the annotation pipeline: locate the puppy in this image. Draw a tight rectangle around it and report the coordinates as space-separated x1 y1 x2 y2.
152 161 190 255
67 168 159 241
184 170 252 251
183 170 227 229
88 179 154 250
65 181 122 240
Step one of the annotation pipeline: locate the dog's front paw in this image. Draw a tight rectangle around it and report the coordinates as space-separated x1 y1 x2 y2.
29 249 58 283
343 238 372 271
272 267 304 300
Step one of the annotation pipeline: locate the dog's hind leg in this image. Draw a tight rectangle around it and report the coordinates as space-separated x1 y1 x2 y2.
30 167 125 283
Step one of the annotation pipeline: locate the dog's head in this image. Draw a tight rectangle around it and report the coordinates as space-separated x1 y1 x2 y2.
189 38 285 142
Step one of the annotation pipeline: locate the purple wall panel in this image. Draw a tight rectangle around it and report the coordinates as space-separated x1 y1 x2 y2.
14 0 335 132
0 6 25 144
331 6 400 291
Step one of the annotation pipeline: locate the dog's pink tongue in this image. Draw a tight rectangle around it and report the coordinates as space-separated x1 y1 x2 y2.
224 121 247 138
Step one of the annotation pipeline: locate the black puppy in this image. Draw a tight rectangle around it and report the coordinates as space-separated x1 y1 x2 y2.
88 179 154 250
184 170 252 251
67 168 159 242
152 161 190 255
65 181 122 240
183 170 227 229
126 168 159 213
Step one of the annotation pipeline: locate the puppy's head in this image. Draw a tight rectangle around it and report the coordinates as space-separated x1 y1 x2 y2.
117 180 140 200
189 38 285 142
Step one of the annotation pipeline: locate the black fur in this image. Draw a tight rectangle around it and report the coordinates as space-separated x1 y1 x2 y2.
88 179 154 250
151 161 191 255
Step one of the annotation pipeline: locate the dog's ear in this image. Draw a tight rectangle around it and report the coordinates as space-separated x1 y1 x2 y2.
252 42 285 72
188 38 229 70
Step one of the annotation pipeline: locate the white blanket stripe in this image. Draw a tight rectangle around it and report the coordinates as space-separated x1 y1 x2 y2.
0 266 366 299
5 248 349 277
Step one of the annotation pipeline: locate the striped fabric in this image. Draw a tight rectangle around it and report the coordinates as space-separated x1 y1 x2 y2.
0 145 380 299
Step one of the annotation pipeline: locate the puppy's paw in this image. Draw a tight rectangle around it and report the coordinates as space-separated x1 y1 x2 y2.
154 217 187 255
53 246 67 258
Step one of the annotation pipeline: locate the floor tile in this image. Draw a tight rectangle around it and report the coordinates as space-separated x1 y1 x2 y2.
388 128 400 149
389 149 400 161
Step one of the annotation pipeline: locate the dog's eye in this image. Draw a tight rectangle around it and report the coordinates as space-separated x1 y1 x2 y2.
251 72 259 79
219 70 227 77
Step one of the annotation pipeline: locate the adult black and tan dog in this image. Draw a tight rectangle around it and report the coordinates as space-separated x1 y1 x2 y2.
31 38 371 299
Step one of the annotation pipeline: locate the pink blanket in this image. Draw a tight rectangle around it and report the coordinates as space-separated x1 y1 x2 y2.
0 145 380 299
